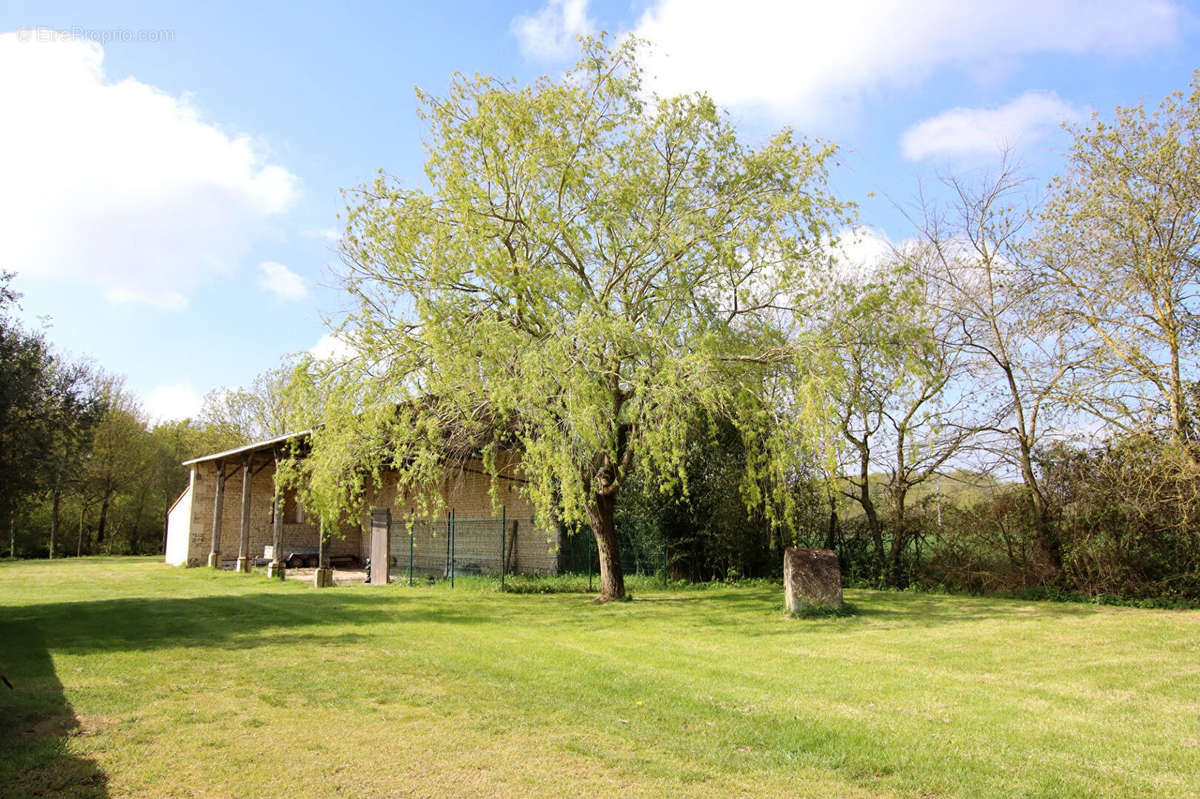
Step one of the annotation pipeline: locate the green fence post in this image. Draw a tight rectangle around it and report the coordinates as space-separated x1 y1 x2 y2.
500 505 507 591
408 522 413 587
588 534 593 593
450 508 455 588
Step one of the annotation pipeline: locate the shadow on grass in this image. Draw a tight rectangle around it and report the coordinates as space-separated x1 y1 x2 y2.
5 591 495 656
0 628 108 798
0 587 501 794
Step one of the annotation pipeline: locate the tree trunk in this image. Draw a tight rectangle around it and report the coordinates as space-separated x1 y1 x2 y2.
824 497 839 551
586 493 626 601
857 453 884 581
884 485 910 587
49 471 61 559
96 491 112 547
1015 436 1061 576
77 504 85 557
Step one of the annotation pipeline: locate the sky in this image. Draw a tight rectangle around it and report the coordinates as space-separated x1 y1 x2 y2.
0 0 1196 423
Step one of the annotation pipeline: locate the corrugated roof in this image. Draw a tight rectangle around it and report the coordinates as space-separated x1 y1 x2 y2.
181 429 312 466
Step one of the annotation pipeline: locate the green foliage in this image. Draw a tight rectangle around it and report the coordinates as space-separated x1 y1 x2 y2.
0 272 107 554
613 412 825 581
197 356 311 448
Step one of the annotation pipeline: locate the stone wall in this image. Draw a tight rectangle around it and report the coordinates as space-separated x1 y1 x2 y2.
184 458 358 567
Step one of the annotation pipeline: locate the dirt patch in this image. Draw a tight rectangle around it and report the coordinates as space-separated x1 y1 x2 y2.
17 713 111 740
26 713 75 739
283 567 367 585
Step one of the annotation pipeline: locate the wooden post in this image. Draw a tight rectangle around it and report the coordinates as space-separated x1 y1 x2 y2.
267 450 285 579
235 453 253 573
267 492 285 579
208 460 225 568
369 507 390 586
506 519 519 574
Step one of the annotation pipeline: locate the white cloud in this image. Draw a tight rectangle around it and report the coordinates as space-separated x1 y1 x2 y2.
302 227 339 242
144 380 203 422
831 227 895 281
511 0 594 60
0 31 300 308
309 332 354 362
901 92 1087 162
257 261 308 301
627 0 1178 125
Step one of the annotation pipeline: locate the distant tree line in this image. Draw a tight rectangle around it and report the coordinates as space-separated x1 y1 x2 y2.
0 281 299 559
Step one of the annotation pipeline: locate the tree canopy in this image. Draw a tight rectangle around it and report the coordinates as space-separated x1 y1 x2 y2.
292 38 849 599
1036 74 1200 457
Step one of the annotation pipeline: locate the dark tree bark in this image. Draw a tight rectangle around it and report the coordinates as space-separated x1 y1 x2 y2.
49 469 61 558
586 491 626 602
96 491 111 547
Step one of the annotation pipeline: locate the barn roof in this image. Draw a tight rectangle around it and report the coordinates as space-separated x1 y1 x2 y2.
181 430 312 466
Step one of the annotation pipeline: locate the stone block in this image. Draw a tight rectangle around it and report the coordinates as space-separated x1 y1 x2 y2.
314 567 334 588
784 547 842 612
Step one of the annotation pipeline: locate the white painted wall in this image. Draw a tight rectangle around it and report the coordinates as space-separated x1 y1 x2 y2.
165 468 195 566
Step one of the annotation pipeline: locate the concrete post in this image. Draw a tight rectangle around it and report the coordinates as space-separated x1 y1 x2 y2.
208 460 224 568
370 507 390 586
235 453 253 573
314 519 333 588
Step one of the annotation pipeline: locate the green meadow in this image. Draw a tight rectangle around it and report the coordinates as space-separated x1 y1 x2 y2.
2 557 1198 798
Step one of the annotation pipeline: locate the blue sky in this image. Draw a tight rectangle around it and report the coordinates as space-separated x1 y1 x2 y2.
1 0 1196 421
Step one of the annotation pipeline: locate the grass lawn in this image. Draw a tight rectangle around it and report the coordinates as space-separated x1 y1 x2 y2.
2 558 1199 798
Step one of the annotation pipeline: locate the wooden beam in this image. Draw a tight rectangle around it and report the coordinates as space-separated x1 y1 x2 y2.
268 449 285 579
235 452 253 573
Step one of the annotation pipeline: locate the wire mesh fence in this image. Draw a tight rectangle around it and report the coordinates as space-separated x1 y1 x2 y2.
380 509 670 588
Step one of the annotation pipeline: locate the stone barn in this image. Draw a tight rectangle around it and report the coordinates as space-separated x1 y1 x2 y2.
164 431 563 576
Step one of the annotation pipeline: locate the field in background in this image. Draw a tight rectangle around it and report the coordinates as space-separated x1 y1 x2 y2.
2 558 1198 798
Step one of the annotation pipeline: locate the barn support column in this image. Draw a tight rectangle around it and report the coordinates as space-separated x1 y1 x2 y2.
235 452 253 573
208 460 225 568
369 507 390 586
267 450 286 579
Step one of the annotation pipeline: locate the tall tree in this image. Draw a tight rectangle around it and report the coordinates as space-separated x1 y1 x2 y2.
1036 73 1200 459
0 272 55 543
198 358 304 446
820 259 971 585
41 360 105 558
295 38 847 600
914 166 1077 579
79 377 153 551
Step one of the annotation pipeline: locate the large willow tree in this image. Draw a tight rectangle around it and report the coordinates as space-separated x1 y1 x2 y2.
302 38 846 600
